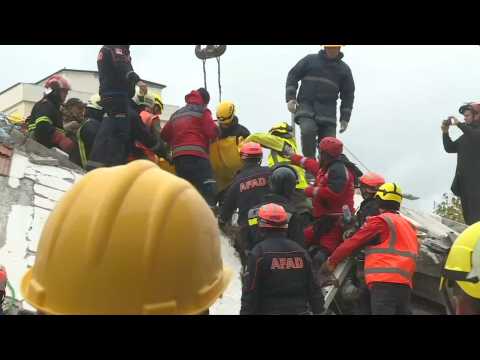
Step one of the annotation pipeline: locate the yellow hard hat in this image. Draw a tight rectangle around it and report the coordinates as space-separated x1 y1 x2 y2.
152 93 164 113
133 93 155 109
21 160 233 315
375 182 403 205
216 101 236 125
440 222 480 299
269 122 293 136
87 94 103 111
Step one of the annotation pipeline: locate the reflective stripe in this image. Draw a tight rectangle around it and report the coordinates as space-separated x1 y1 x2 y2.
173 145 208 155
302 76 339 90
295 110 315 119
170 111 204 121
27 116 52 132
364 267 413 280
383 216 398 248
364 248 417 259
76 125 87 169
203 179 216 185
300 157 308 167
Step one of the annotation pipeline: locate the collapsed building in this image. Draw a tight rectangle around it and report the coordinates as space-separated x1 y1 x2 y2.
0 114 465 315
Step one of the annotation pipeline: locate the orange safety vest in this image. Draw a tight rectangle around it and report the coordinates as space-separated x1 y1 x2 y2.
364 213 419 288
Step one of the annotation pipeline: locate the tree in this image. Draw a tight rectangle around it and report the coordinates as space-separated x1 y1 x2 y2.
434 192 465 224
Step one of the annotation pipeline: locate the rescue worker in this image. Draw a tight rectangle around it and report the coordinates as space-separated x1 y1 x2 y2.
247 165 305 249
245 122 311 216
342 172 385 315
210 101 250 205
129 92 165 162
440 222 480 315
320 183 419 315
20 160 233 315
62 98 86 137
160 88 218 207
286 45 355 158
442 101 480 225
240 203 324 315
88 45 147 169
356 172 386 228
287 137 360 271
26 75 75 154
219 142 272 266
0 265 6 315
152 93 165 116
69 95 104 169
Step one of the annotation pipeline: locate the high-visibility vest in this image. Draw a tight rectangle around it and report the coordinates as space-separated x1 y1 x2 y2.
364 213 419 288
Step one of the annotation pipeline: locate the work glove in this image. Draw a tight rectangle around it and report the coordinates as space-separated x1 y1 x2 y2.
339 120 349 134
287 99 298 113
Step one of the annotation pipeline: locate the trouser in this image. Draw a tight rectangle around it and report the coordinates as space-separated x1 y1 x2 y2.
295 101 337 158
87 96 130 170
369 282 412 315
174 155 217 207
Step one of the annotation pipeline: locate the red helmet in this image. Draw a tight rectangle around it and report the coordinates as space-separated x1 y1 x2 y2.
258 203 288 229
359 172 385 189
240 142 263 160
318 137 343 158
45 75 71 92
0 265 7 291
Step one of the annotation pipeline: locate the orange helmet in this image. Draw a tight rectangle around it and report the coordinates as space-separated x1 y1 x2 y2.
258 203 288 229
359 172 385 191
240 142 263 160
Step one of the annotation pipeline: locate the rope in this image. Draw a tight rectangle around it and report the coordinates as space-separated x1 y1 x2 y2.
216 57 222 102
202 59 207 90
343 144 372 173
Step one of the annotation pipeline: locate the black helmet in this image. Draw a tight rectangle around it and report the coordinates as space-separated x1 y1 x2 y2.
269 165 298 197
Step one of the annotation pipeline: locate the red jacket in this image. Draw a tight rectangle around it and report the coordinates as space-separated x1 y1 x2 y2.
328 212 418 288
291 155 355 218
160 90 218 159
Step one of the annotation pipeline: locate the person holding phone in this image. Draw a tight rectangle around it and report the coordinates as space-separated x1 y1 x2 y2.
442 102 480 225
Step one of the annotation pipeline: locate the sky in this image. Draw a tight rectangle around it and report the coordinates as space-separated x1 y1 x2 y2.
1 45 479 213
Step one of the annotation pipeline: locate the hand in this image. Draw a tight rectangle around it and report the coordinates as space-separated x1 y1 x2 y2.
319 259 335 275
287 99 298 113
137 81 148 95
441 119 451 133
339 120 349 133
450 116 460 126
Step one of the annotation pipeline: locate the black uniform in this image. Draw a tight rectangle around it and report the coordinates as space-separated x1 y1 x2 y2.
240 233 324 315
220 163 272 226
88 45 141 169
247 193 305 250
443 122 480 225
219 163 272 265
286 50 355 158
27 95 68 149
219 117 250 140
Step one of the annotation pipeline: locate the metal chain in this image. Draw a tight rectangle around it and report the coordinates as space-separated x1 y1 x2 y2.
216 56 222 102
202 59 207 90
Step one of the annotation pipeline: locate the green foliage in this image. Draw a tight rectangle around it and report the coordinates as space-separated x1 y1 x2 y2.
434 193 465 224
